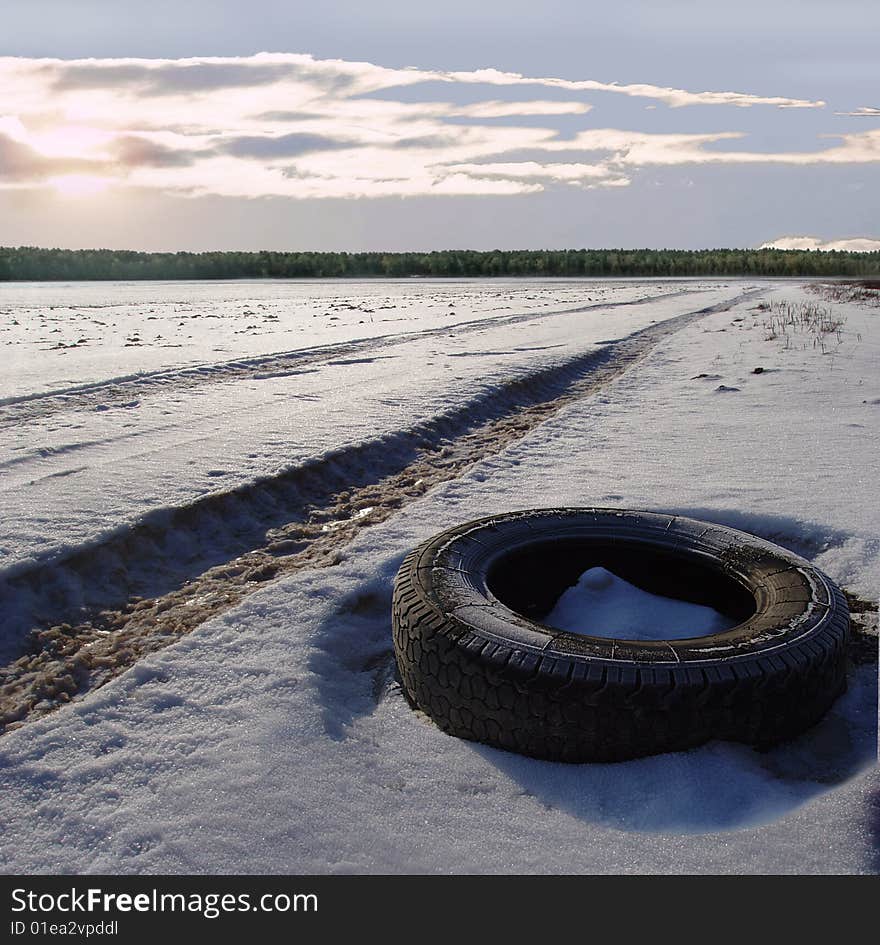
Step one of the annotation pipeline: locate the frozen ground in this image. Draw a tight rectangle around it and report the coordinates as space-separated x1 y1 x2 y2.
0 277 877 874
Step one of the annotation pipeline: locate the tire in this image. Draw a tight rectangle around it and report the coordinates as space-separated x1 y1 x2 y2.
391 508 850 762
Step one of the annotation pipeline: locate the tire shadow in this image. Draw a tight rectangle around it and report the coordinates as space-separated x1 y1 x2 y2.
470 660 877 834
306 553 404 740
870 779 880 874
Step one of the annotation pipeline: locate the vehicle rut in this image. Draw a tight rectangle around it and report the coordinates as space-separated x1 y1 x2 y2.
0 287 694 430
0 290 761 733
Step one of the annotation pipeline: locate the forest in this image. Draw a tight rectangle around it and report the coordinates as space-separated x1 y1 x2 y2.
1 246 878 281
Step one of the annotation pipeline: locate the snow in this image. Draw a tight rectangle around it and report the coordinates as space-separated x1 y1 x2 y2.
0 278 877 875
0 279 724 582
0 278 684 399
543 567 736 639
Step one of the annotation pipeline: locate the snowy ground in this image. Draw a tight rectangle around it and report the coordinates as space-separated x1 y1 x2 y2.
0 279 708 579
0 278 877 874
0 278 678 399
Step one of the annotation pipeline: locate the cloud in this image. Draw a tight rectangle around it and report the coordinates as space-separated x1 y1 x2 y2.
28 53 824 109
390 135 459 150
760 236 880 252
834 106 880 117
0 52 872 201
113 135 200 168
437 68 824 109
448 101 593 118
45 59 355 97
254 100 593 125
0 131 108 181
219 133 354 159
447 161 629 189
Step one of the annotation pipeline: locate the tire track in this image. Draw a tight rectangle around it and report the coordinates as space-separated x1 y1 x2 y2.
0 289 760 733
0 287 695 429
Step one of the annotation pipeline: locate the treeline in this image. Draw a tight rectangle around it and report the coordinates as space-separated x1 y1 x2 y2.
1 246 879 281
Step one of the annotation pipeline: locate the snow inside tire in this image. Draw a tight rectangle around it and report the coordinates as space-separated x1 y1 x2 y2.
391 508 850 762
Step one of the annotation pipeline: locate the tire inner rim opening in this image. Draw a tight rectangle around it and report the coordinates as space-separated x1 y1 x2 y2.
486 539 757 642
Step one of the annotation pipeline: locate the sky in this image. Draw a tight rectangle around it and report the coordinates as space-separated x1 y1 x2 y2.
1 0 878 252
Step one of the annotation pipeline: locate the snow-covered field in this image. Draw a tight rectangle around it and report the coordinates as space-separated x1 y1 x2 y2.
0 277 877 874
0 279 701 579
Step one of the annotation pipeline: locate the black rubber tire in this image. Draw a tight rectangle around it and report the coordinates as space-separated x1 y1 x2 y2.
391 508 850 762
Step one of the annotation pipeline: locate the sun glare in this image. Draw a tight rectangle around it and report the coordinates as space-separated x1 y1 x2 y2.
31 125 108 158
48 174 111 198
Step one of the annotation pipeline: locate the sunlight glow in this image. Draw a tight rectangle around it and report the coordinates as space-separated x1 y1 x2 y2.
30 125 108 158
48 174 111 197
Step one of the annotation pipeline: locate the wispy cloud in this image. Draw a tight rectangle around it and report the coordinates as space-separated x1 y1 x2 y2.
761 235 880 252
0 52 871 201
438 68 825 109
24 53 825 110
834 106 880 117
